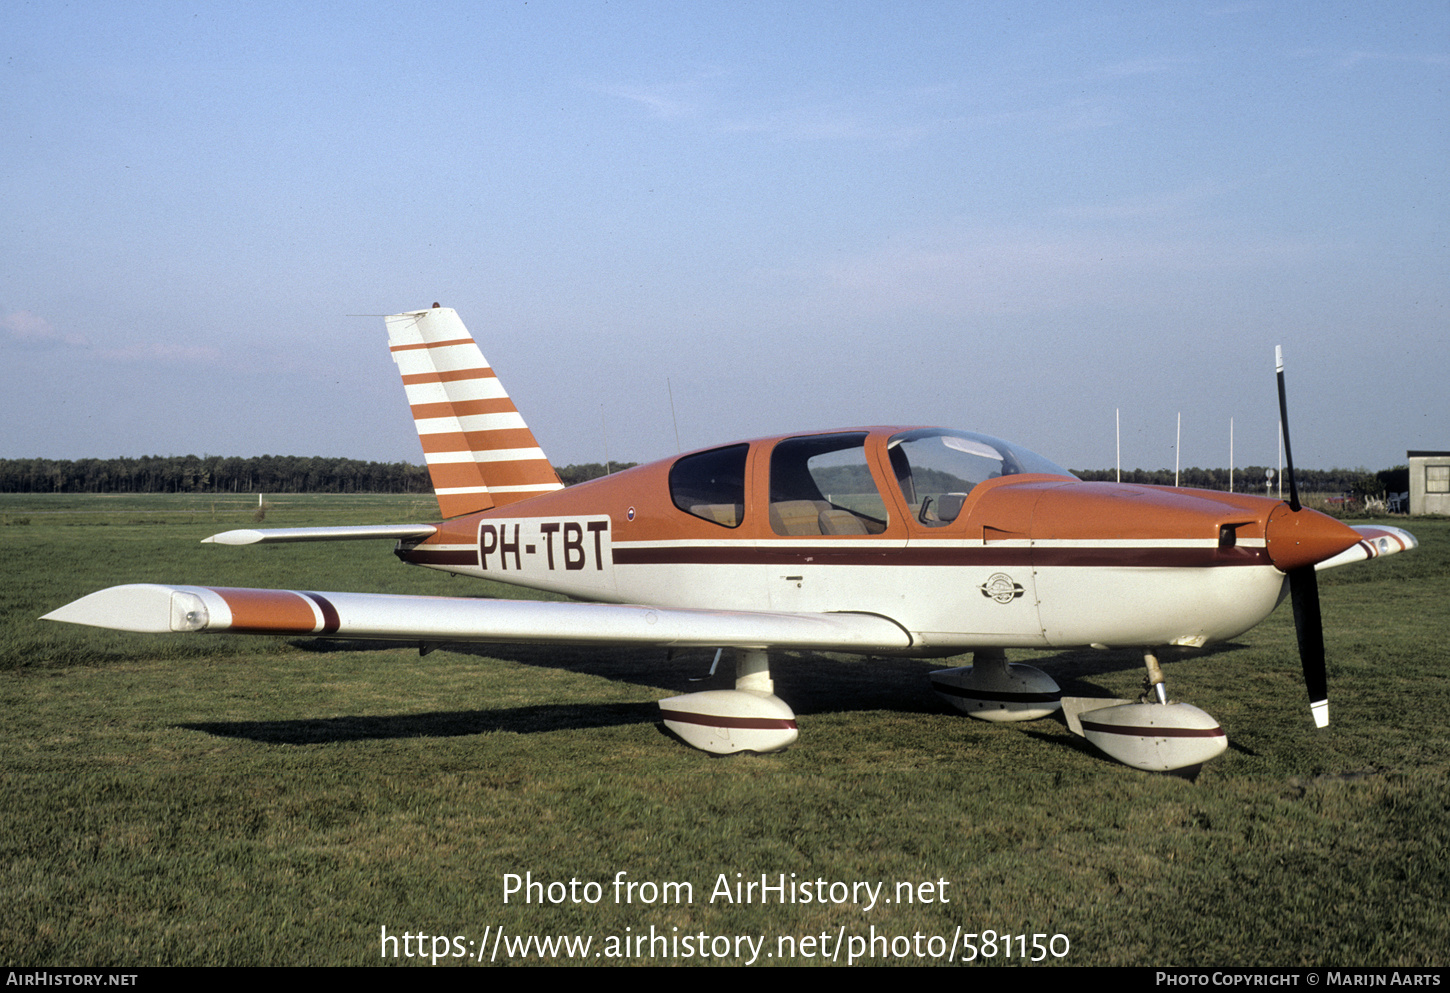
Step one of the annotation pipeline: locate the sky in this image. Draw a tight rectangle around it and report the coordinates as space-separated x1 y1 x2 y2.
3 1 1446 474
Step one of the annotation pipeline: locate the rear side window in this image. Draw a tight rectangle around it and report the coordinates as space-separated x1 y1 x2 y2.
768 433 889 535
670 445 749 528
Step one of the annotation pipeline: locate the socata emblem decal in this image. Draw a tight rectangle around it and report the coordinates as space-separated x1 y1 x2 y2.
979 573 1025 604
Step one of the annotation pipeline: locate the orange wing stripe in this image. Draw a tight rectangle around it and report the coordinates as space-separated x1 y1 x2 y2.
212 588 317 633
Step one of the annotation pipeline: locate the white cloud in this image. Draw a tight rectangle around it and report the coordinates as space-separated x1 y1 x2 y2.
1 310 89 348
94 342 222 363
1098 56 1194 78
1337 49 1450 70
596 83 694 119
786 215 1325 323
2 310 220 363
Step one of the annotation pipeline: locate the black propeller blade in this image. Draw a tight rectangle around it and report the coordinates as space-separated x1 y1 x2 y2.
1276 346 1329 728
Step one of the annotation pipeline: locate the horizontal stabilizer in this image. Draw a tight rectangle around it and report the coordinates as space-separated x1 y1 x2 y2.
43 584 914 652
202 525 438 545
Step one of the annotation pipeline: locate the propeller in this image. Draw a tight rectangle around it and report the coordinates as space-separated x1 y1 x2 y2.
1275 346 1330 728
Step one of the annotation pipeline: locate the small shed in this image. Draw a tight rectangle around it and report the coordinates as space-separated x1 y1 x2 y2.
1408 451 1450 516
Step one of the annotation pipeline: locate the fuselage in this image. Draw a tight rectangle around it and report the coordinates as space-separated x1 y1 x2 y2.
395 426 1359 657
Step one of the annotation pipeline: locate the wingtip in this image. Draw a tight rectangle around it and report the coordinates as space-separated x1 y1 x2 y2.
41 584 186 633
202 529 262 545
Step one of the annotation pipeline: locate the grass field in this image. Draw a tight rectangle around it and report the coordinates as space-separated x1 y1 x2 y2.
2 494 1447 967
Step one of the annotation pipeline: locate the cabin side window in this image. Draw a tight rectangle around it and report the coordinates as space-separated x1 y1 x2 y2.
670 444 749 528
768 433 889 536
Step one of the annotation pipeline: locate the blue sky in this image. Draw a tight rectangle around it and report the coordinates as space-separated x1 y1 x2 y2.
4 1 1446 474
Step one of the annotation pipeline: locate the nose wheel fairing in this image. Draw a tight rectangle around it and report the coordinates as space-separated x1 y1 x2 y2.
929 649 1062 722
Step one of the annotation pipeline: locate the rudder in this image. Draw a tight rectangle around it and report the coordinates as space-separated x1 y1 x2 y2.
386 306 563 518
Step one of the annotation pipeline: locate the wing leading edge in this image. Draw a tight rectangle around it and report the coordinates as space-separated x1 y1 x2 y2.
42 584 914 652
202 525 438 545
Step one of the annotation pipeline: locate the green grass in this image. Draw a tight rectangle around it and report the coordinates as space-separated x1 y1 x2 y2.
2 495 1447 966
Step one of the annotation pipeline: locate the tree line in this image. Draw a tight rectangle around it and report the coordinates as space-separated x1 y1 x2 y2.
0 455 638 494
1071 465 1409 499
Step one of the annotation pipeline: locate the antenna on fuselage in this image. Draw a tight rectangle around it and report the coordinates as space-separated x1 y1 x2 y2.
667 378 682 454
601 405 612 476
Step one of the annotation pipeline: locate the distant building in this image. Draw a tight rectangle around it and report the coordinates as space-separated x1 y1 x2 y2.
1408 451 1450 516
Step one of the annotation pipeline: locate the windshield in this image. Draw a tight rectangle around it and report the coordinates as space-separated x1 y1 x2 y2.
886 429 1075 527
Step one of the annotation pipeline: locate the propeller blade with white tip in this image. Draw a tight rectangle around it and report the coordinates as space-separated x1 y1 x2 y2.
1276 345 1329 727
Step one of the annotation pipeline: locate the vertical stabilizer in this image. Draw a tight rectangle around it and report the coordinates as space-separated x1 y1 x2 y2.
386 307 563 518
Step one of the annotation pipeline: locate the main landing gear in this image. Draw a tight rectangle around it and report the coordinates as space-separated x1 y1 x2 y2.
658 649 799 754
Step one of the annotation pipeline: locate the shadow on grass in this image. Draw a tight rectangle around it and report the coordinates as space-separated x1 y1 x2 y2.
289 635 1246 695
179 700 662 744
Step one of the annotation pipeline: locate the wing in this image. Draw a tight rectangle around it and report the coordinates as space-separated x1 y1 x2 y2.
42 584 913 652
1315 525 1418 571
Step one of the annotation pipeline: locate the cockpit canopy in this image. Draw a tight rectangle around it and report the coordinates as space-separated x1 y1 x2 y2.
887 429 1076 527
669 427 1075 532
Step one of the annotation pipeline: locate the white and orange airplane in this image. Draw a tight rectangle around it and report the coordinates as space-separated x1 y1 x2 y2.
44 307 1418 771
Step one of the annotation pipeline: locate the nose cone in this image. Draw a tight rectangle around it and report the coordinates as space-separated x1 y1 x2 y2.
1265 504 1362 572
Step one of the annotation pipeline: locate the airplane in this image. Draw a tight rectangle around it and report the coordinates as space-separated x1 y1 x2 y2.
43 306 1418 771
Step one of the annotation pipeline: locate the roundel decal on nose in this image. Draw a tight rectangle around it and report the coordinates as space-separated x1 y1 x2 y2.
979 573 1025 603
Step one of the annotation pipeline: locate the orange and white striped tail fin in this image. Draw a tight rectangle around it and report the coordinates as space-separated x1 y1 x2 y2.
386 306 563 518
